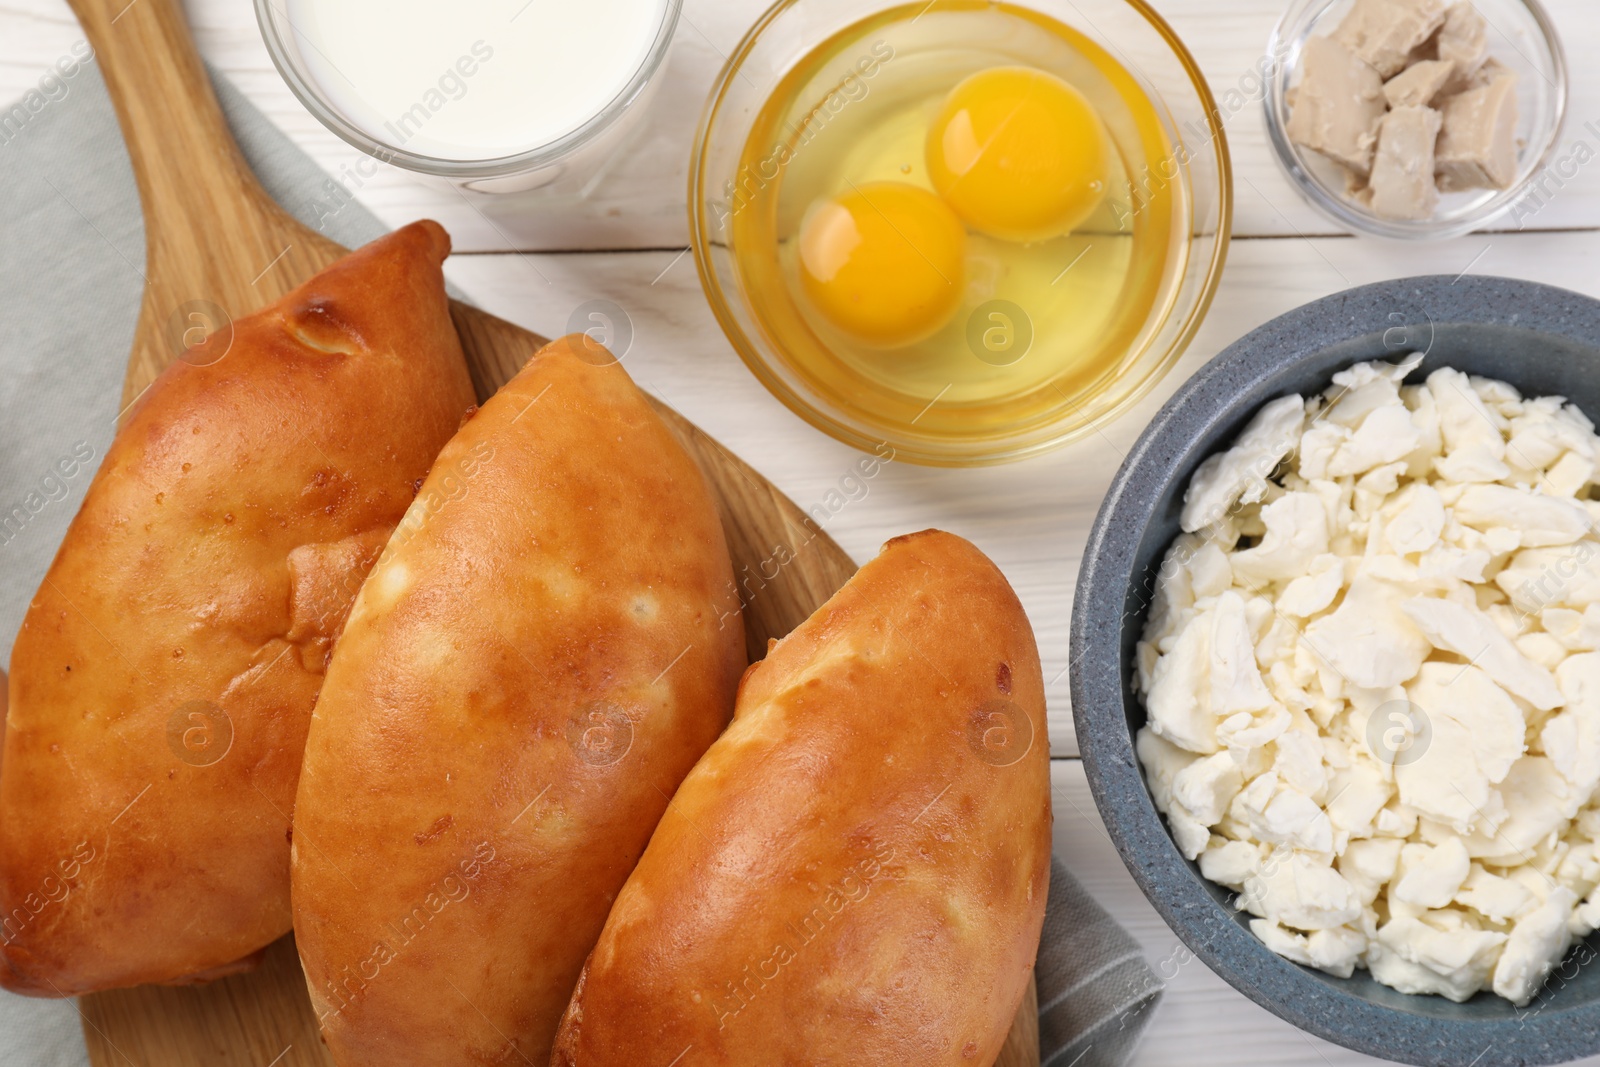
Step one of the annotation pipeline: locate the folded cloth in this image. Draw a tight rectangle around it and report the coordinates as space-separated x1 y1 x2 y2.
0 54 1162 1067
1037 858 1165 1067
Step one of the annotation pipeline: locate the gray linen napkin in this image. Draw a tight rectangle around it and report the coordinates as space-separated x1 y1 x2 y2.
1038 858 1164 1067
0 57 1161 1067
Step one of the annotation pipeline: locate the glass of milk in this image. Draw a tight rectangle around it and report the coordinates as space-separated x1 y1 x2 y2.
257 0 681 194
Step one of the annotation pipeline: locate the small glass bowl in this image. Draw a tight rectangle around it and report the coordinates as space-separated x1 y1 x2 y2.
1265 0 1567 240
255 0 682 195
689 0 1232 467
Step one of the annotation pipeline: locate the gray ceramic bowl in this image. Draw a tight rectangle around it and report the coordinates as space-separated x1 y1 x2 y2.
1072 275 1600 1066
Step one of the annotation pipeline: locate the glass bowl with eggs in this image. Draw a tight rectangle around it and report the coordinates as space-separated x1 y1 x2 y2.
689 0 1232 466
1265 0 1567 240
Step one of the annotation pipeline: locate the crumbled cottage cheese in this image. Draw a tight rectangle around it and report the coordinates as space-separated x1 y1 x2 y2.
1135 356 1600 1005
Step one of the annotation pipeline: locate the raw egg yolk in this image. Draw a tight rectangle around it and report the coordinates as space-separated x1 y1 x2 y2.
797 181 967 349
926 66 1110 244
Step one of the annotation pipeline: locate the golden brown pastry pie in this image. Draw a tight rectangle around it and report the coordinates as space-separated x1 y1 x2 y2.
291 335 745 1066
0 222 475 996
551 529 1050 1066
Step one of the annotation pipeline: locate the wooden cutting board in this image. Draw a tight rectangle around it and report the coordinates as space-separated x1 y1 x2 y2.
62 0 1041 1062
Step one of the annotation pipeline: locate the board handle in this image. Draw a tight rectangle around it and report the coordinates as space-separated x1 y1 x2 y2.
72 0 287 262
66 0 342 403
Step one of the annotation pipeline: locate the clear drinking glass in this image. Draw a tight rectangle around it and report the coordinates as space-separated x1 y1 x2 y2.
689 0 1233 466
256 0 683 195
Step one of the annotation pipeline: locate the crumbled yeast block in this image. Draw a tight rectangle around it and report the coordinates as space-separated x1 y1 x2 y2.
1384 59 1455 108
1368 105 1443 219
1468 56 1516 91
1286 35 1388 175
1437 2 1489 80
1437 74 1520 190
1288 0 1520 222
1336 0 1449 78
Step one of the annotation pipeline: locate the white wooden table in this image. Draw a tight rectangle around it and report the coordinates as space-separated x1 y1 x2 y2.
8 0 1600 1063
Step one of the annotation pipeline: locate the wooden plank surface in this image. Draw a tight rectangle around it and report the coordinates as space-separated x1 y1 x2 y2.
6 0 1600 247
8 0 1600 756
9 0 1600 759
